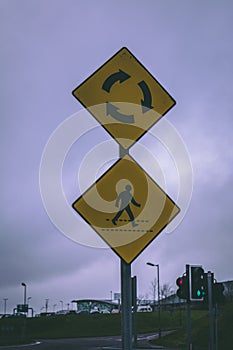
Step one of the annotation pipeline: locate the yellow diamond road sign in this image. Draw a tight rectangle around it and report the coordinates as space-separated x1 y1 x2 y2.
72 155 180 264
72 47 176 149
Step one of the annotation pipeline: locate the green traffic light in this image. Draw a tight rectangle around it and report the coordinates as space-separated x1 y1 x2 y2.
196 289 206 297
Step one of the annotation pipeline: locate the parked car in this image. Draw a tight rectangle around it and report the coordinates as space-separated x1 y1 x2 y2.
40 312 56 317
90 307 100 314
77 310 89 314
137 305 152 312
1 312 26 318
101 309 110 314
13 312 26 318
55 310 69 315
66 310 77 315
1 314 12 318
111 309 120 314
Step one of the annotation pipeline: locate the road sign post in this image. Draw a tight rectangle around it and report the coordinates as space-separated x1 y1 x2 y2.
119 144 132 350
121 259 132 350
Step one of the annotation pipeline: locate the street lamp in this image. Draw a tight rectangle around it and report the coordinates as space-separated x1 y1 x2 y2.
45 299 49 313
147 262 161 338
27 297 32 307
21 282 27 305
60 300 63 311
3 298 8 315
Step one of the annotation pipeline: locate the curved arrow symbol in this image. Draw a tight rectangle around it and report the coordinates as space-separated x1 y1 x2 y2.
106 102 135 124
102 70 131 93
138 80 153 113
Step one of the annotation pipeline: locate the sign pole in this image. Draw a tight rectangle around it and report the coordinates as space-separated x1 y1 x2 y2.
119 145 132 350
71 49 179 350
121 259 132 350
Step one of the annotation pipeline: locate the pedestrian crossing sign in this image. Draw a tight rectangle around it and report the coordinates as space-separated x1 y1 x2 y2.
72 155 180 263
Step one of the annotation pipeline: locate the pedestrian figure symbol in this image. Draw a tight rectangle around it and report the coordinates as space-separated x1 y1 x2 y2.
112 184 141 228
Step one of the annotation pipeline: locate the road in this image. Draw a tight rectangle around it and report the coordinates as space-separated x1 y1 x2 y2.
0 333 163 350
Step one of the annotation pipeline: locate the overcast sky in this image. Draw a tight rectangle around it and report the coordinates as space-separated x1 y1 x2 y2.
1 0 233 315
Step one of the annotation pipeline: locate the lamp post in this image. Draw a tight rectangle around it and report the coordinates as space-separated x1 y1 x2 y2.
21 283 27 305
27 297 32 307
45 299 49 313
60 300 63 311
3 298 8 315
147 262 161 338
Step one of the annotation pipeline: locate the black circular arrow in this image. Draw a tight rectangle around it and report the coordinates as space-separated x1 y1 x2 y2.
106 102 135 124
102 70 131 93
138 80 153 113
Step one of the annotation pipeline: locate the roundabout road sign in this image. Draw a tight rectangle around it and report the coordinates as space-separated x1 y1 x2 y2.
72 47 176 149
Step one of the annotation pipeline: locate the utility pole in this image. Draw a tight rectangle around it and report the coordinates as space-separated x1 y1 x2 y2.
207 272 214 350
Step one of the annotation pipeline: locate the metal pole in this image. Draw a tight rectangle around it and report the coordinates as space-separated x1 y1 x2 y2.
132 276 137 347
3 298 8 314
45 299 49 313
186 301 191 350
121 259 132 350
208 272 214 350
119 145 132 350
27 297 32 308
146 262 161 337
157 264 161 338
119 145 128 159
21 283 26 305
215 303 218 350
185 264 191 350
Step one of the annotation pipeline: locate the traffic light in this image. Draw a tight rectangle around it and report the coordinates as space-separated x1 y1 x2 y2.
131 276 137 308
176 275 189 299
213 282 225 304
190 266 206 300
